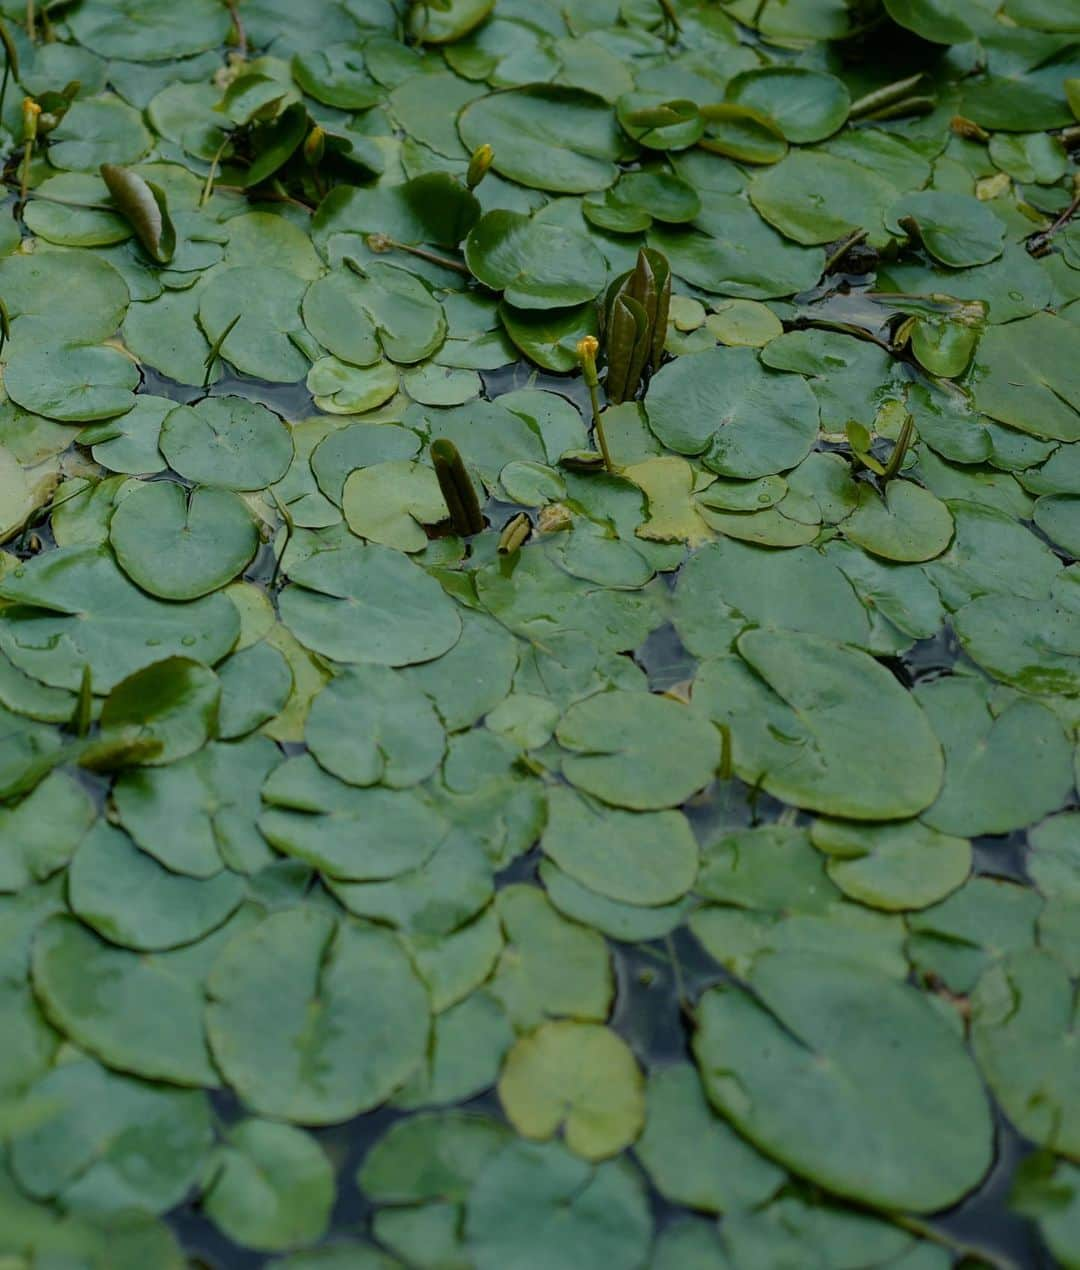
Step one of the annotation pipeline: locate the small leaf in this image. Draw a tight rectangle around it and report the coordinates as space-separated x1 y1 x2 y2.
100 163 175 264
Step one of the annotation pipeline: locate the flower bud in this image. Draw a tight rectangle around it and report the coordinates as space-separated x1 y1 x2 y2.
21 97 39 143
576 335 600 387
303 125 325 168
466 143 494 190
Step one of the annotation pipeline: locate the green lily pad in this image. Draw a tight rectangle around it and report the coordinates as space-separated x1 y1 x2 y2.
810 818 970 912
260 752 448 881
342 460 448 551
48 96 152 171
457 86 629 194
203 1120 334 1252
955 593 1080 696
31 911 231 1086
906 876 1041 994
465 1139 652 1270
68 820 243 950
634 1064 783 1213
841 480 954 563
971 948 1080 1155
206 908 430 1123
1033 493 1080 556
198 267 312 383
159 396 294 490
10 1056 212 1216
69 0 231 60
465 210 606 309
693 953 993 1211
498 1021 644 1160
541 786 698 906
279 542 462 666
973 313 1080 442
693 630 944 820
0 547 239 692
97 656 220 766
886 191 1005 267
726 67 850 144
555 690 720 810
303 261 446 366
4 340 139 423
750 150 900 246
113 737 280 877
645 346 819 477
489 884 612 1030
673 539 871 657
916 676 1075 836
109 482 258 600
306 666 445 788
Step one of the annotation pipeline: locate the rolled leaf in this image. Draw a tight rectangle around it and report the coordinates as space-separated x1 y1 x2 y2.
100 163 176 264
431 439 484 536
605 294 649 404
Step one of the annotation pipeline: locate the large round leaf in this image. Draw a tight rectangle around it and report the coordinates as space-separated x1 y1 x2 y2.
260 752 448 880
69 0 231 59
645 346 820 477
726 68 850 143
31 912 229 1086
498 1022 644 1161
457 86 629 194
0 547 239 692
541 786 698 906
279 543 462 666
465 211 606 310
306 666 444 788
4 341 138 423
109 482 259 600
555 690 720 810
159 396 294 490
465 1139 652 1270
203 1120 334 1252
693 953 993 1211
10 1057 212 1215
971 949 1080 1155
206 908 430 1123
693 629 944 820
67 821 243 950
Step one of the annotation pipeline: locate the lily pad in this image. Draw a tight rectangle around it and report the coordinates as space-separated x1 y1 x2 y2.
498 1021 644 1160
306 666 445 788
457 86 629 194
279 542 462 666
693 953 993 1211
693 630 944 820
465 211 606 309
645 346 819 477
0 547 239 692
556 690 720 810
159 397 294 491
203 1120 334 1252
109 482 258 600
206 908 430 1123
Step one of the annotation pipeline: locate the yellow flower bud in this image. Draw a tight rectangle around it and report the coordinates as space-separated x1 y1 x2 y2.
22 97 40 142
466 143 494 190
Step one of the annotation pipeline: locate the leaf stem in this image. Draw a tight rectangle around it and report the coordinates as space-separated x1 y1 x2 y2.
823 228 868 274
1026 182 1080 257
200 134 231 208
365 232 470 274
224 0 247 58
